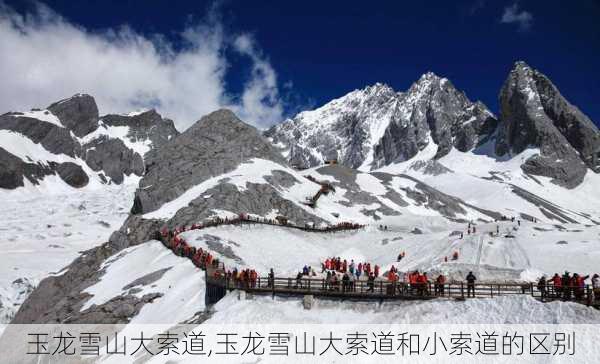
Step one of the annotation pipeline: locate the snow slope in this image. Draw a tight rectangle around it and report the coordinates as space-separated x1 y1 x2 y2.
378 144 600 224
0 182 137 324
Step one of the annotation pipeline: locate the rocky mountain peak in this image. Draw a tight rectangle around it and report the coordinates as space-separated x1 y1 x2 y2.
267 72 498 171
362 82 397 97
132 109 287 218
496 61 599 188
47 93 99 137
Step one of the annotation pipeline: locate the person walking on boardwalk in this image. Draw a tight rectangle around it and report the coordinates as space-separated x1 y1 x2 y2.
574 273 589 300
562 272 572 300
551 273 562 297
592 274 600 302
418 272 429 296
367 273 375 293
342 273 350 293
435 274 446 296
537 276 548 300
466 271 476 298
268 268 275 288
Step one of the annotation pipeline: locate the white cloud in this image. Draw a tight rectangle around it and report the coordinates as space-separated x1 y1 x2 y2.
500 3 533 31
0 2 287 130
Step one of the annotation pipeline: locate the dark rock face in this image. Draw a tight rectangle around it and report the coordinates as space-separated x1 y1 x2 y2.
101 109 179 154
266 77 497 170
0 95 178 189
0 115 81 157
0 147 54 189
374 74 498 165
55 162 89 188
136 109 287 215
110 109 320 250
496 62 598 188
82 137 144 184
47 94 99 137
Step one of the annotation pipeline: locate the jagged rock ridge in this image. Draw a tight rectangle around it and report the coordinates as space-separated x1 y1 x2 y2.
496 61 600 188
266 74 497 171
0 95 179 189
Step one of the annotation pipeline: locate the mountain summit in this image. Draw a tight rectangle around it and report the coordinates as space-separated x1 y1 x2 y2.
267 62 599 188
496 61 600 188
266 72 497 171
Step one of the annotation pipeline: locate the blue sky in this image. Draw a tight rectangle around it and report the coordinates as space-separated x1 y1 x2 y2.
2 0 599 129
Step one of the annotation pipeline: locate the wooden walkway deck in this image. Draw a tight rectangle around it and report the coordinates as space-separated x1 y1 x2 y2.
158 227 600 309
206 271 600 308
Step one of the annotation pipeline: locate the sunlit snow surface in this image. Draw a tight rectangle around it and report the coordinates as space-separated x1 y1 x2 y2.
0 182 138 324
3 142 600 352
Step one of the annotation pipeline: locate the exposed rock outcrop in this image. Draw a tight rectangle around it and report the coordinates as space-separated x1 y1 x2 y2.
496 61 599 188
0 147 54 189
101 109 178 153
135 109 287 215
0 95 179 189
110 109 321 250
266 76 497 170
82 137 144 184
47 94 100 137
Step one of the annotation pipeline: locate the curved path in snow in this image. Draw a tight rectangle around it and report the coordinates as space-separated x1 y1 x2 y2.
153 218 600 309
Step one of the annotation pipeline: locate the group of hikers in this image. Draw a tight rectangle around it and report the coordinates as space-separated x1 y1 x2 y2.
157 228 221 271
537 272 600 302
162 213 364 238
225 268 259 289
456 216 525 240
153 211 600 306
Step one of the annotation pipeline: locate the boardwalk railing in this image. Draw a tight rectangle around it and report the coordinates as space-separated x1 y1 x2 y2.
206 275 600 308
169 215 364 235
157 229 599 309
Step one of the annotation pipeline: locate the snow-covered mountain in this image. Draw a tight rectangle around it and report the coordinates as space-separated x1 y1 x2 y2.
267 61 599 190
496 61 600 188
0 94 178 190
266 73 497 171
3 61 600 350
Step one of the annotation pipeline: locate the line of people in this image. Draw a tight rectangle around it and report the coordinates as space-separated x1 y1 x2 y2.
538 272 600 302
157 229 222 274
322 257 381 279
165 213 364 235
226 268 259 289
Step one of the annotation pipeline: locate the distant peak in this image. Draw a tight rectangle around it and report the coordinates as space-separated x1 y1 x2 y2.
513 60 530 69
363 82 395 93
419 71 443 82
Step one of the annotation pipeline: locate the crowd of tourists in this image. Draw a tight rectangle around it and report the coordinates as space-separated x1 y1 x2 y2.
166 213 364 234
537 272 600 302
154 212 600 306
157 228 221 271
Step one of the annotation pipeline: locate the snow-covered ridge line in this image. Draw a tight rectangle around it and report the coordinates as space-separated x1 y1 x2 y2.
1 94 178 191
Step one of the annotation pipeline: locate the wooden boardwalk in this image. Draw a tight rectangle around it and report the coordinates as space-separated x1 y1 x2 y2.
157 224 600 309
206 272 600 308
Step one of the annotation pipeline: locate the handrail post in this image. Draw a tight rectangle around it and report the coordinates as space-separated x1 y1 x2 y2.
530 283 534 297
461 282 464 299
490 285 493 298
587 286 592 307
